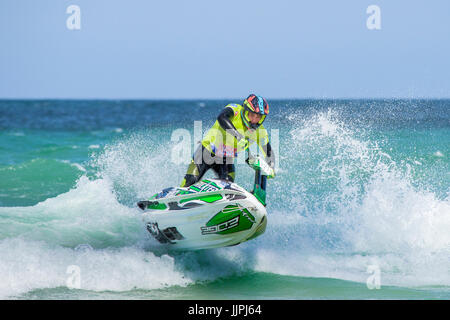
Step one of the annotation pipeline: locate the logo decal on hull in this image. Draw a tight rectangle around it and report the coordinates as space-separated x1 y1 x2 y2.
201 216 240 235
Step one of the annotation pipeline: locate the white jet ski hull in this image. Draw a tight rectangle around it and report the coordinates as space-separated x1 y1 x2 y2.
139 179 267 250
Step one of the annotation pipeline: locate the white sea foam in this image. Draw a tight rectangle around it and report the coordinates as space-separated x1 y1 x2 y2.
0 174 193 299
10 132 25 136
90 131 186 204
244 109 450 288
0 176 143 247
0 237 191 299
60 160 87 172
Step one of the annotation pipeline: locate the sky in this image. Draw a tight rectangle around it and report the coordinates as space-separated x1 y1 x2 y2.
1 0 449 99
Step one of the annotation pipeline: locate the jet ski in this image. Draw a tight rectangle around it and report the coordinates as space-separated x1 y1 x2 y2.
137 154 274 250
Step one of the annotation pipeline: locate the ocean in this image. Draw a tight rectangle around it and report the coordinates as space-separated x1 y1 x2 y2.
0 99 448 300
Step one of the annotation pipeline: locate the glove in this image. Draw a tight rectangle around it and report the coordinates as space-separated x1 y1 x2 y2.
265 159 276 179
247 155 276 179
236 138 249 150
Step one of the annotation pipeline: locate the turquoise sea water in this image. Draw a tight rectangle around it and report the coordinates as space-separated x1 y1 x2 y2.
0 99 448 299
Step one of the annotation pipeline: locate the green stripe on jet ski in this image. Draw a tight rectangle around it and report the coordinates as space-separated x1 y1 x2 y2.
179 194 223 204
146 202 167 210
202 179 221 189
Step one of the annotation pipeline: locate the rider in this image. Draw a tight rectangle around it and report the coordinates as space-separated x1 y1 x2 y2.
180 94 275 188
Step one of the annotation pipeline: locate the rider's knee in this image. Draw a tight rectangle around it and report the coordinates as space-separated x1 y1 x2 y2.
180 174 199 188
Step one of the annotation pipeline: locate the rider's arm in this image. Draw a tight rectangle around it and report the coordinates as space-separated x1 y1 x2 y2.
217 107 244 140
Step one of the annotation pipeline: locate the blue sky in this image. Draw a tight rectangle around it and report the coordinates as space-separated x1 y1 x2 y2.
1 0 449 99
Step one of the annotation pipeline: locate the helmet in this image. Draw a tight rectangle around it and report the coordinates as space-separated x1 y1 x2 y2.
241 94 269 130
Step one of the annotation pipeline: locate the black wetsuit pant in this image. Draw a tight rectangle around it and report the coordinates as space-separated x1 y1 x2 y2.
180 145 235 188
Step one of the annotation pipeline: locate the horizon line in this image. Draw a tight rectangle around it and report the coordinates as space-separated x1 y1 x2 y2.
1 97 450 101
